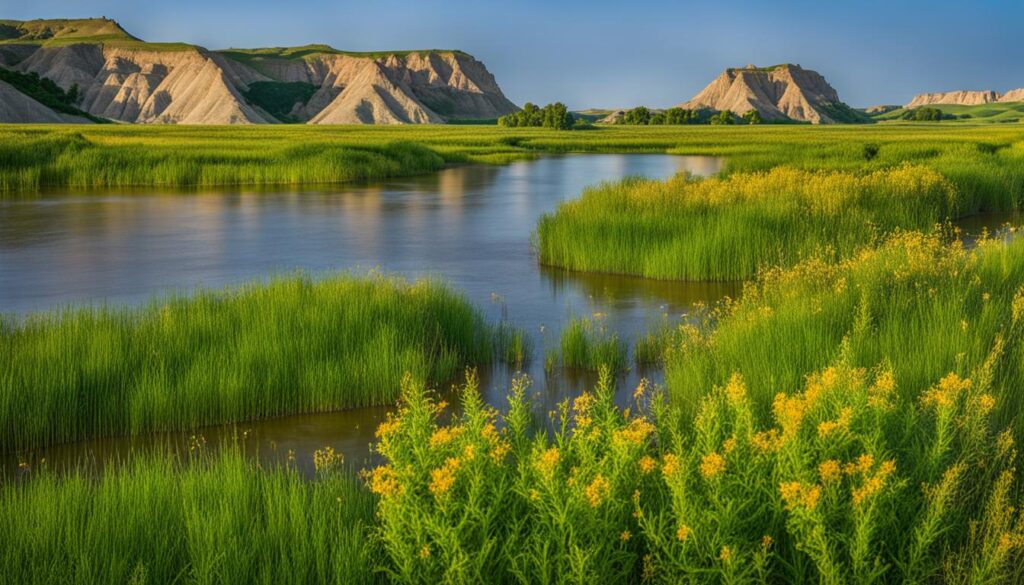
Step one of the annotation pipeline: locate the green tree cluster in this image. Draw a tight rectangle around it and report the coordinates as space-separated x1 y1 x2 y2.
742 109 763 124
901 107 945 121
710 110 736 125
651 107 700 125
498 102 574 130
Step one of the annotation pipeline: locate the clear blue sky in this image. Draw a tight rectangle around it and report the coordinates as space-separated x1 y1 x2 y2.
9 0 1024 109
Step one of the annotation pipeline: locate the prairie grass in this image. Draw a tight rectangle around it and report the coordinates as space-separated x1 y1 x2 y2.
556 316 628 372
0 445 378 584
2 124 1024 193
537 159 1023 280
664 231 1024 431
0 273 495 452
365 368 1024 583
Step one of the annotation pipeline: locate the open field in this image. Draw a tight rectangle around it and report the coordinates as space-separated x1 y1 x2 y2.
0 273 496 452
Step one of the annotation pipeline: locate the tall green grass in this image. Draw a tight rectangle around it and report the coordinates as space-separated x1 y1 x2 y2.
0 273 495 452
664 231 1024 431
1 445 378 584
556 316 629 372
538 164 970 280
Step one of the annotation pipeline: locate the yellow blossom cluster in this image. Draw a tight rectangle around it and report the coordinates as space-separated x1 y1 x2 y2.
921 373 972 410
429 426 462 449
535 447 560 479
429 457 463 498
368 465 402 498
639 456 657 474
585 474 611 507
780 481 822 511
313 446 343 472
699 452 726 479
613 417 655 448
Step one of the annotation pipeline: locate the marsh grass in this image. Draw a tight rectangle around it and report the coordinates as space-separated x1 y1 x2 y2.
557 316 628 372
0 273 495 452
664 231 1024 432
2 124 1024 193
1 445 378 584
536 163 1017 280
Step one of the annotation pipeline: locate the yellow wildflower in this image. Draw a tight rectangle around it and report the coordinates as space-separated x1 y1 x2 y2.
368 465 402 498
639 456 657 474
585 474 611 508
614 417 656 447
724 373 746 404
780 481 821 511
761 535 773 549
719 546 733 562
375 417 401 440
818 459 842 483
751 429 781 453
921 373 972 410
429 457 462 498
419 545 431 559
620 530 632 542
429 426 462 449
490 440 511 463
662 453 680 478
699 452 726 479
535 447 560 478
818 407 852 438
676 524 691 542
313 446 343 472
722 437 737 454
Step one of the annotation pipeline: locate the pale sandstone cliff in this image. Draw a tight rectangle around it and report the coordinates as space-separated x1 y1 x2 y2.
0 18 518 124
680 64 849 124
906 90 1000 108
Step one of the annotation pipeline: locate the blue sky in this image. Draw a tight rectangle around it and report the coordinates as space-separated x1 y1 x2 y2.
9 0 1023 109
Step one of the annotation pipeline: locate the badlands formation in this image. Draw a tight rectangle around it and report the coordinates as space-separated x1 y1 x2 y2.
679 64 859 124
906 89 1024 107
0 18 518 124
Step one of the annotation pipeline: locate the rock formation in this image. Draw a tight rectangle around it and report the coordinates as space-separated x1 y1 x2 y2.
906 89 1024 107
679 64 856 124
0 18 518 124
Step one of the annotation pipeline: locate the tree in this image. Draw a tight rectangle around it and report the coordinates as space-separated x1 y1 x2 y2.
623 106 652 125
710 110 735 125
742 110 762 125
499 102 575 130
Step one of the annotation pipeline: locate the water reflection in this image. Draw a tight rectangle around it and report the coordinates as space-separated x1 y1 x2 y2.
3 154 736 475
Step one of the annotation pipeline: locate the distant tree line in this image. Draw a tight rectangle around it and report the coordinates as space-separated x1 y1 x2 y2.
613 106 762 125
0 67 105 122
498 103 577 130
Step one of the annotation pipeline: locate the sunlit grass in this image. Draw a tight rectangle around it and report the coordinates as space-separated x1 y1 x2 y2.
0 273 498 452
1 445 378 584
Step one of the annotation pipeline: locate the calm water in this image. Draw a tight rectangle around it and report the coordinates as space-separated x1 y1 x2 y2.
2 154 733 475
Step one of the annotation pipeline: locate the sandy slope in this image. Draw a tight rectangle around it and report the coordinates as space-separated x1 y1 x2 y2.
0 79 90 123
680 64 844 124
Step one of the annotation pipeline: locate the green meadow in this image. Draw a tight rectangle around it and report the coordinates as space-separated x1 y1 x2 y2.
4 123 1024 582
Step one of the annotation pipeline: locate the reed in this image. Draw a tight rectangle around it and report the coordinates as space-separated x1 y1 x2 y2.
0 273 495 452
1 445 379 584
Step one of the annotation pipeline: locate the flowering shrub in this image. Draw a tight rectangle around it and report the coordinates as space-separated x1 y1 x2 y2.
369 363 1024 583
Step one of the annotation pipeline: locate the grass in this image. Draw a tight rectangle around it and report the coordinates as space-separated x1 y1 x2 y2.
537 126 1024 280
2 124 1024 193
363 364 1024 583
1 444 379 584
556 316 629 372
664 231 1024 432
538 164 962 280
875 102 1024 124
0 273 497 452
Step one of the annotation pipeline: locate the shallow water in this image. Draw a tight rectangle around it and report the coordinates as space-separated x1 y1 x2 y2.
2 154 733 476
